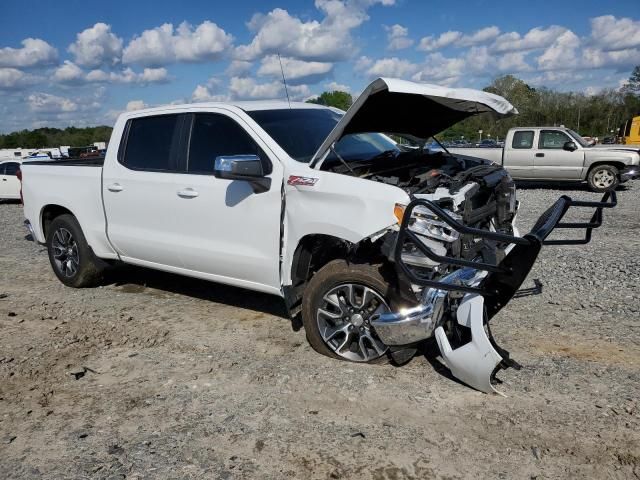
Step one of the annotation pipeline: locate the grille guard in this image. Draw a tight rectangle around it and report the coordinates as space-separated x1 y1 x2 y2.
394 191 617 319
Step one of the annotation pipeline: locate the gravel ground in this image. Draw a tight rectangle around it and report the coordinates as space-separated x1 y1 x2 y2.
0 182 639 479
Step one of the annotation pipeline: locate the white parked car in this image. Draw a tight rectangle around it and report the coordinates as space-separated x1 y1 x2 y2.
0 160 21 200
20 78 618 393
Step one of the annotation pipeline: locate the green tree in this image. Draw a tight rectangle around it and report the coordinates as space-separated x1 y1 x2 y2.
306 91 353 111
621 65 640 95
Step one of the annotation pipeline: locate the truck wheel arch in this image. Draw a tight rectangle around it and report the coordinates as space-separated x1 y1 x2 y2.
41 204 75 239
284 234 357 319
587 161 626 175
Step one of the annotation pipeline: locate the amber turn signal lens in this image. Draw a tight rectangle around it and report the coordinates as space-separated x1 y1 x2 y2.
394 203 406 224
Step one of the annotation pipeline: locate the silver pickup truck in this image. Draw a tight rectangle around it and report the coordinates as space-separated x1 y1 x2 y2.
449 127 640 191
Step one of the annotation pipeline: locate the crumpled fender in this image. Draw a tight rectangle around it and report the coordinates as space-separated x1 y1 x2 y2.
434 294 504 395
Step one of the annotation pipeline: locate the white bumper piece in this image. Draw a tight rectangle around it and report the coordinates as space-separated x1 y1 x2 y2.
434 294 505 395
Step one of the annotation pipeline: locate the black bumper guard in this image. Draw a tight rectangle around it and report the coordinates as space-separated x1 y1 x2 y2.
394 191 617 319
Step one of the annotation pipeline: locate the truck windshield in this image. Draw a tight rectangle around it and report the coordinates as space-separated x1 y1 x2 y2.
567 129 591 148
247 108 399 163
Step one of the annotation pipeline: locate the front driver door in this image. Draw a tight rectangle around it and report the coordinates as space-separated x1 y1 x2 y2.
170 111 283 292
533 130 584 180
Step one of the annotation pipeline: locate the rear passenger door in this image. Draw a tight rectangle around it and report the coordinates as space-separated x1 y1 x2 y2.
0 162 21 198
102 113 188 268
504 130 535 179
533 130 583 179
171 111 283 291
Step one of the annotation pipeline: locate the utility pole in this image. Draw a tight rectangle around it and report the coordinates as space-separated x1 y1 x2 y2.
577 107 581 133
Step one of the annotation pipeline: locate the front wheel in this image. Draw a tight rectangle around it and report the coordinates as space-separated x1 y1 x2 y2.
46 214 104 288
587 165 619 192
301 260 402 363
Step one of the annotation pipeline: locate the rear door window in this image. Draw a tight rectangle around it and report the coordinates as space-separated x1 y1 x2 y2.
4 162 19 175
511 131 534 149
187 113 270 174
538 130 571 149
122 114 183 171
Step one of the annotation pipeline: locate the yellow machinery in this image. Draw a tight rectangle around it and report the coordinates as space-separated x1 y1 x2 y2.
620 116 640 144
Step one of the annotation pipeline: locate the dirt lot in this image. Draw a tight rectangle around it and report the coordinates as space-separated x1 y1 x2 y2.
1 183 639 479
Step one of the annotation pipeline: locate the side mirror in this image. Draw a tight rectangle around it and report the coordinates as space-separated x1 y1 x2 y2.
214 155 271 193
563 141 577 152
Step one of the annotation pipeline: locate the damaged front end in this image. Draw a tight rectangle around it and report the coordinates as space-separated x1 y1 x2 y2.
371 191 618 394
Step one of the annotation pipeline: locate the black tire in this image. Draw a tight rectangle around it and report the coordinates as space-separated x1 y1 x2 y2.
301 259 408 363
46 214 104 288
587 164 619 192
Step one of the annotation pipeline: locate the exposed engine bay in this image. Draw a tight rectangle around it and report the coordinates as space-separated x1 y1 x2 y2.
323 148 518 280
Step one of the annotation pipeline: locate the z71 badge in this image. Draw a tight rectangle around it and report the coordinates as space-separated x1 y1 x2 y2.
287 175 318 186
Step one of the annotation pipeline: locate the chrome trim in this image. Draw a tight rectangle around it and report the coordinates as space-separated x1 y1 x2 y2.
370 267 484 346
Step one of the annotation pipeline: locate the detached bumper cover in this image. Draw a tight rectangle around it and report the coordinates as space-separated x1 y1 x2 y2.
383 190 617 393
434 295 503 395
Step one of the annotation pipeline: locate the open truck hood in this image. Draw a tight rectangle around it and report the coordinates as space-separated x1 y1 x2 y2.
310 77 518 167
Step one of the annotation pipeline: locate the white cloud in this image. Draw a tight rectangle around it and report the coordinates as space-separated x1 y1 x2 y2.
417 26 498 52
68 23 123 67
458 26 500 47
257 55 333 84
589 15 640 51
365 57 420 78
0 68 39 89
0 38 58 68
53 61 85 84
91 67 169 84
417 31 462 52
225 60 253 77
537 30 581 71
354 55 374 72
412 53 466 84
581 47 640 70
235 0 395 62
27 92 78 113
229 76 283 99
191 84 230 102
53 62 169 85
123 21 233 66
492 26 568 53
126 100 148 111
386 24 413 51
325 81 351 92
496 52 531 72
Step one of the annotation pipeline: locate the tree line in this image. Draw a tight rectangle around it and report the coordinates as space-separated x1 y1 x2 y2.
0 126 113 149
2 67 639 149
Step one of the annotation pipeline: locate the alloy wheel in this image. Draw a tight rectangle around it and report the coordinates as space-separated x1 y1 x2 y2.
51 227 80 277
316 283 390 362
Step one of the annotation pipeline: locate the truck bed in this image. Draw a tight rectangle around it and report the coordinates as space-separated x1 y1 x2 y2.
21 161 115 259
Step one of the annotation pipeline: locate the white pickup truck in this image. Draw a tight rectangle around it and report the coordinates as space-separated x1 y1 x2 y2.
21 78 618 394
449 127 640 191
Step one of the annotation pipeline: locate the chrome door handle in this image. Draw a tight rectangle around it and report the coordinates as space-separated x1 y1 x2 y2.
107 183 123 192
177 188 199 198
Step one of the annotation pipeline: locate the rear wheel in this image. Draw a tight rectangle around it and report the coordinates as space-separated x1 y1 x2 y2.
46 214 104 288
587 165 618 192
301 260 402 363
